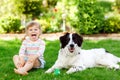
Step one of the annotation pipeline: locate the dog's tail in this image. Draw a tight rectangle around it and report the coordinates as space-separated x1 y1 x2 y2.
117 57 120 62
105 50 120 63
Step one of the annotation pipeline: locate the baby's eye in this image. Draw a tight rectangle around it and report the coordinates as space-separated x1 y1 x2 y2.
34 29 38 31
29 29 32 31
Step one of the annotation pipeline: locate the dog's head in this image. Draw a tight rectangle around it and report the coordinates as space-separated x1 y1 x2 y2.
59 32 83 53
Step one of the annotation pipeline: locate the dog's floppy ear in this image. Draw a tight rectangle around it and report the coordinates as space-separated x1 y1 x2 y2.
73 33 83 47
59 33 70 48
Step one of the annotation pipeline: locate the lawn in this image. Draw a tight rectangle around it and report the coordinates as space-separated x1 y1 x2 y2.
0 39 120 80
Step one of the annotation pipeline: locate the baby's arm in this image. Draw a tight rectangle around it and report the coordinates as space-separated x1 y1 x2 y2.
36 40 45 57
18 40 27 66
19 40 26 56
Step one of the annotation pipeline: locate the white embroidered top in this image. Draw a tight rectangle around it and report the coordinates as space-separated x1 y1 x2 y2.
19 38 45 59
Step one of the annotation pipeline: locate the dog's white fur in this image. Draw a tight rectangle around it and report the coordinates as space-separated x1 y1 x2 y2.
46 33 120 74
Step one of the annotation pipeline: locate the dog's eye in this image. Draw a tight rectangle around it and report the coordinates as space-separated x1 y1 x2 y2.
66 38 70 42
72 37 77 43
73 37 75 40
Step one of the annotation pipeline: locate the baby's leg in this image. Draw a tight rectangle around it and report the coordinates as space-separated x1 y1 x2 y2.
33 59 41 68
13 55 25 69
14 68 28 76
15 55 38 75
13 55 19 68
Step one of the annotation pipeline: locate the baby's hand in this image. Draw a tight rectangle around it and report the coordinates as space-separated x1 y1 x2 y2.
25 54 39 63
19 56 25 66
34 54 39 58
17 62 23 68
28 54 39 60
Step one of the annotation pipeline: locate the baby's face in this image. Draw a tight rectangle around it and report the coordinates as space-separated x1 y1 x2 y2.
27 26 40 41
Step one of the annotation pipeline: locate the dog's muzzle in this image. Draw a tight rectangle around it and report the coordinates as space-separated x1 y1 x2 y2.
68 44 75 53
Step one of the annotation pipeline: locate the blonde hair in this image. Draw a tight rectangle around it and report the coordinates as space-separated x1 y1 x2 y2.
22 21 42 41
25 21 41 33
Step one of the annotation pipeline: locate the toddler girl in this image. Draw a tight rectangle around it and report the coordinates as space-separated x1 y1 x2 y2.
13 21 45 75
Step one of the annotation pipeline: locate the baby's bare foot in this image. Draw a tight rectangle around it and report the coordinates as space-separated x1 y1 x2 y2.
14 68 28 75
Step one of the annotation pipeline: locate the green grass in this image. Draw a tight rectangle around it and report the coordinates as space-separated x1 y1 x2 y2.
1 39 120 80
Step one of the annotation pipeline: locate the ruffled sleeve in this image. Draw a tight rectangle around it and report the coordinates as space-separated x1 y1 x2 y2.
19 40 26 56
36 39 45 57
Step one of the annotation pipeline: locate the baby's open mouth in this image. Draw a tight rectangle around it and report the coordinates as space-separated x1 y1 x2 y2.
31 34 37 39
31 34 36 36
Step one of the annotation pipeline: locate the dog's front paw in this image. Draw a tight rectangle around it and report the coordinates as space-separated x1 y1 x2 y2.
66 66 84 74
66 69 74 74
45 69 53 73
66 70 73 74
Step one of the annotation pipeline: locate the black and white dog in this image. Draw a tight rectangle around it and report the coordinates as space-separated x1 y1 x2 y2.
45 32 120 74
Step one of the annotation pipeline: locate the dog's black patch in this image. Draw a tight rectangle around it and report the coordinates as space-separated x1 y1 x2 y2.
60 33 70 48
72 33 83 47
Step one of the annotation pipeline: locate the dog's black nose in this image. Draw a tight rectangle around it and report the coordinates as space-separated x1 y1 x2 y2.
70 44 74 47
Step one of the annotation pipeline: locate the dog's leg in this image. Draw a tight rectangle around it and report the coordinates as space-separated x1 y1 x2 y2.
66 66 86 74
97 54 120 70
45 67 55 73
45 60 63 73
45 66 62 73
107 64 120 70
97 61 120 70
